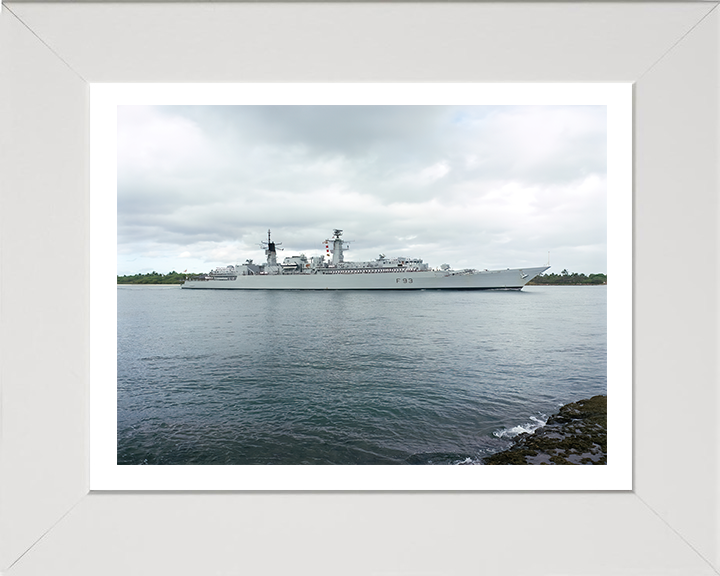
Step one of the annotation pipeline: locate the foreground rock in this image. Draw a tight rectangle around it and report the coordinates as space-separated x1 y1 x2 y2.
483 395 607 465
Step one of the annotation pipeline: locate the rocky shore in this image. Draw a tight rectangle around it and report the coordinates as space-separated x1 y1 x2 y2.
483 395 607 465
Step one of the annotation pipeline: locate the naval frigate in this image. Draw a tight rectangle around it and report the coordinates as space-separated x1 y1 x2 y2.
181 229 549 290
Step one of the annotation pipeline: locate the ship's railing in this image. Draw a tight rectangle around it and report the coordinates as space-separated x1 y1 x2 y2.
321 267 425 274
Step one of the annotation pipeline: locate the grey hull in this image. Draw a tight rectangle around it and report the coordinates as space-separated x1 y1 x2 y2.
181 266 550 290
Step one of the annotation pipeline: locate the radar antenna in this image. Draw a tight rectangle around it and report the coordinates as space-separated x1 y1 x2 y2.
260 229 283 265
260 229 283 251
324 228 351 265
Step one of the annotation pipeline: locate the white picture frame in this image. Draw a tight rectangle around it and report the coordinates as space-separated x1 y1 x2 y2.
1 2 718 574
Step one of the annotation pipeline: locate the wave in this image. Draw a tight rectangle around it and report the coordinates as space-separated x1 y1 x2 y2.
492 414 549 439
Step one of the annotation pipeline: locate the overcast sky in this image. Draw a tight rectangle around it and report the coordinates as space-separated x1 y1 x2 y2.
117 104 607 276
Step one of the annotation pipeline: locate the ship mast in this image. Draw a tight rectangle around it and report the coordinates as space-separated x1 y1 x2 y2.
325 229 350 265
260 229 282 266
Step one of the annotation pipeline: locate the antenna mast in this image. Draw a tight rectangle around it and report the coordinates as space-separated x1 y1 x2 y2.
324 229 350 265
260 229 282 265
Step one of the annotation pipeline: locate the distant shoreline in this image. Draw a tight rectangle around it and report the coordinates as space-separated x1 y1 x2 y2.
528 271 606 286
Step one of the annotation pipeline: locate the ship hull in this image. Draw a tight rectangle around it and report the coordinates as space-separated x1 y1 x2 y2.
181 266 550 290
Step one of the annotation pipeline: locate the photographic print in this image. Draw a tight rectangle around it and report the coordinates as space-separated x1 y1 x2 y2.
90 83 631 489
116 99 611 466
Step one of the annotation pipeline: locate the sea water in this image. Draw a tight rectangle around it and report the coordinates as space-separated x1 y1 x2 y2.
117 285 607 465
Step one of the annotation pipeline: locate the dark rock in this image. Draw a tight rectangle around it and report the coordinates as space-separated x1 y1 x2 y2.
483 395 607 465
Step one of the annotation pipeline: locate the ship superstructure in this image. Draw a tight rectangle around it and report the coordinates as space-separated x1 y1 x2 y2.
181 229 549 290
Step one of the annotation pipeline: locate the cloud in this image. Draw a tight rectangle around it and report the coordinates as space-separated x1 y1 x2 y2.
117 104 607 276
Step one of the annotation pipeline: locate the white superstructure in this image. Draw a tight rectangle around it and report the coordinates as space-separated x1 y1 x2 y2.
181 229 549 290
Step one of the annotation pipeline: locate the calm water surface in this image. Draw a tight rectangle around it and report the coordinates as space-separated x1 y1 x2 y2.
117 286 606 465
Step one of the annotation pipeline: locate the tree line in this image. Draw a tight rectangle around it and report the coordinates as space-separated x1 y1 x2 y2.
528 270 607 285
117 271 192 284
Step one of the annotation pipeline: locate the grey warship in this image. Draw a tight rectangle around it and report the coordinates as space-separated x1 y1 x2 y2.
181 229 549 290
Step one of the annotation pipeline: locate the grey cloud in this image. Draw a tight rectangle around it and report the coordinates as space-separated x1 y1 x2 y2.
118 104 608 275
